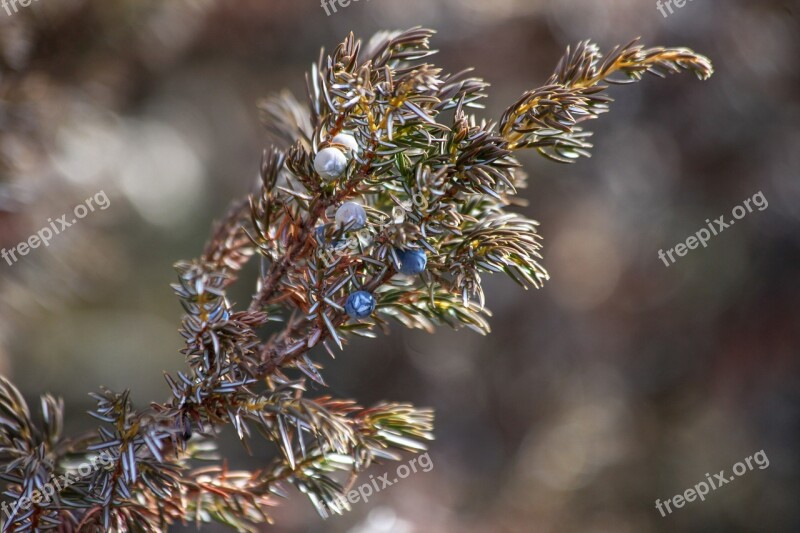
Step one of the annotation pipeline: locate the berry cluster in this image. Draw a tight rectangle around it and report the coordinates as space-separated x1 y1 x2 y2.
314 134 431 319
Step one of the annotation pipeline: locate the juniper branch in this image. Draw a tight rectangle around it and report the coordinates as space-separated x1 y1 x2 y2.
0 27 712 531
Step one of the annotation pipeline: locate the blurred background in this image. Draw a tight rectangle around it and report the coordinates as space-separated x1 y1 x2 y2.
1 0 798 531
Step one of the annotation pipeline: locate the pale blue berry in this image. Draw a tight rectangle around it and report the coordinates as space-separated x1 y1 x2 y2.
335 201 366 231
397 248 427 275
314 146 347 180
345 290 376 319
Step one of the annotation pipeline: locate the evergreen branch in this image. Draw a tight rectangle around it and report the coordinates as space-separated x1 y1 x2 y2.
0 27 711 531
500 38 713 157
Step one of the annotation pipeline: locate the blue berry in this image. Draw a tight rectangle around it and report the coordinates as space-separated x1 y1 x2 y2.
345 290 376 319
397 248 427 275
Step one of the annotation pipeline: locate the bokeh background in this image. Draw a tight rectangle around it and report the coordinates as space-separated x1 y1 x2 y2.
1 0 798 531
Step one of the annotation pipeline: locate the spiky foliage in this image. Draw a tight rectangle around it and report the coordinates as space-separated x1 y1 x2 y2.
0 28 711 531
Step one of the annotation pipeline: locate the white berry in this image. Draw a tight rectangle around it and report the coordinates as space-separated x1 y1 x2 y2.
335 201 367 231
314 147 347 180
332 133 360 155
